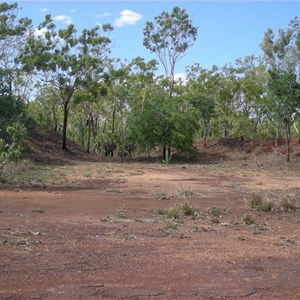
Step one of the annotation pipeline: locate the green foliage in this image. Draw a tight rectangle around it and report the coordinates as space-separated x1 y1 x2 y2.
281 198 298 211
249 194 263 208
129 84 199 157
21 15 113 150
243 213 256 225
210 207 223 218
143 6 197 95
2 121 27 164
157 203 197 220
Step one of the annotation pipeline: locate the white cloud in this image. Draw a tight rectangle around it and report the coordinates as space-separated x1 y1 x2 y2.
53 15 73 25
40 8 48 13
71 9 76 13
98 13 111 18
33 27 48 37
174 73 187 82
114 10 142 27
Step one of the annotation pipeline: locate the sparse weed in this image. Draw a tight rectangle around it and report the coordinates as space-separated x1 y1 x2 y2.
243 213 256 225
258 200 274 212
32 208 45 214
181 203 196 216
106 188 123 193
164 220 178 231
117 209 127 219
157 203 197 220
248 194 275 212
154 192 172 201
178 187 198 198
166 206 182 219
249 194 263 208
157 208 168 215
100 216 111 222
281 198 298 211
211 217 220 224
191 225 210 232
129 170 144 176
210 207 223 218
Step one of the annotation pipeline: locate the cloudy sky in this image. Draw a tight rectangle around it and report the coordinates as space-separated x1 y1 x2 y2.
17 1 300 77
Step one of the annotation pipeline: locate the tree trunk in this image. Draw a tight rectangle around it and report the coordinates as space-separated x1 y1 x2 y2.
294 122 300 144
62 100 69 151
285 122 291 162
87 120 91 154
203 123 207 148
162 145 171 162
111 101 116 158
121 110 125 163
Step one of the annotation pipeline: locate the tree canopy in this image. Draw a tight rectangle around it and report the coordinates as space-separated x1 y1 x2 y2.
1 3 300 163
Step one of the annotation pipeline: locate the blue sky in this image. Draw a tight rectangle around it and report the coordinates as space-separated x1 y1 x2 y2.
16 1 300 77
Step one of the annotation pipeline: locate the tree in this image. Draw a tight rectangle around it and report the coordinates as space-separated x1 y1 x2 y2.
22 15 112 150
28 86 61 132
143 7 197 161
261 18 300 161
267 71 300 162
143 6 197 97
130 83 198 161
0 2 32 102
186 65 216 147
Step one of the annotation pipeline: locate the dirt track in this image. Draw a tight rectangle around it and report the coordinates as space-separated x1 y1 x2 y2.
0 163 300 299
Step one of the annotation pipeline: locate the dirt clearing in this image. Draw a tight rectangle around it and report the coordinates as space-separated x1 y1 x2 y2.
0 162 300 299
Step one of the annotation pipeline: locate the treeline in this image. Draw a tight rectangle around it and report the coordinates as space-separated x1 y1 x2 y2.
0 3 300 164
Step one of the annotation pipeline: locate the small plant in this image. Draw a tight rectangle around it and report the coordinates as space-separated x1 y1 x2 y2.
117 209 127 219
243 213 256 225
101 216 111 222
154 192 172 201
181 203 196 216
211 217 220 224
178 187 197 198
157 208 168 215
259 200 274 212
249 194 275 212
164 220 178 231
32 208 45 214
129 170 144 176
166 206 182 219
249 194 263 208
106 188 123 194
210 207 223 218
281 198 298 211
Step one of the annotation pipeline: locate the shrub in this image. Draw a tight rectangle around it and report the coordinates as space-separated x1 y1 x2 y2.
210 207 223 218
243 213 256 225
281 198 298 211
258 201 274 212
249 194 263 208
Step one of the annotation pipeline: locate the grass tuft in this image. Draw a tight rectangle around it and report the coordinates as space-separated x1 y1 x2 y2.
281 198 298 211
243 213 256 225
32 208 45 214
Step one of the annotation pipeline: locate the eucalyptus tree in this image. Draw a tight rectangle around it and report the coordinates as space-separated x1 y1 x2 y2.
0 2 33 161
212 64 241 138
185 64 217 147
231 56 270 140
143 6 197 97
22 15 112 151
130 82 199 160
261 18 300 161
267 71 300 161
99 59 131 158
29 86 61 132
0 2 32 102
143 6 197 161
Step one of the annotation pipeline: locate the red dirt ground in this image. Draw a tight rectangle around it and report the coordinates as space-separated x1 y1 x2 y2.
0 135 300 299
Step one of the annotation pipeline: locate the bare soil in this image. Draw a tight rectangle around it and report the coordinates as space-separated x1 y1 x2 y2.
1 135 300 299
